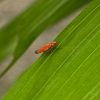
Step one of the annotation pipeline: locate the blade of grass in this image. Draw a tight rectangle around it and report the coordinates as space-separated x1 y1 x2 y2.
2 0 100 99
0 0 92 77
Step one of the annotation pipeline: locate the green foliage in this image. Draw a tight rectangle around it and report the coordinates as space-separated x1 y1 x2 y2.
1 0 100 100
0 0 91 77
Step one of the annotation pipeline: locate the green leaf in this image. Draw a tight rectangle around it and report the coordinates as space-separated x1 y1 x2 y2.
0 0 91 77
2 0 100 99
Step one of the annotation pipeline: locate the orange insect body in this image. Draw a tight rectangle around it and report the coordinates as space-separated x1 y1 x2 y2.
35 41 57 54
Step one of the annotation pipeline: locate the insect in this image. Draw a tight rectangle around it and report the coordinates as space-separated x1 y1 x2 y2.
35 41 58 54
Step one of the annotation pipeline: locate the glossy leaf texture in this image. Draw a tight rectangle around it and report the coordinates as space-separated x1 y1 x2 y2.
0 0 91 77
2 0 100 100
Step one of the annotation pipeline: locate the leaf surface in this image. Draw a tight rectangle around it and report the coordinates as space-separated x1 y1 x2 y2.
2 0 100 100
0 0 91 76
